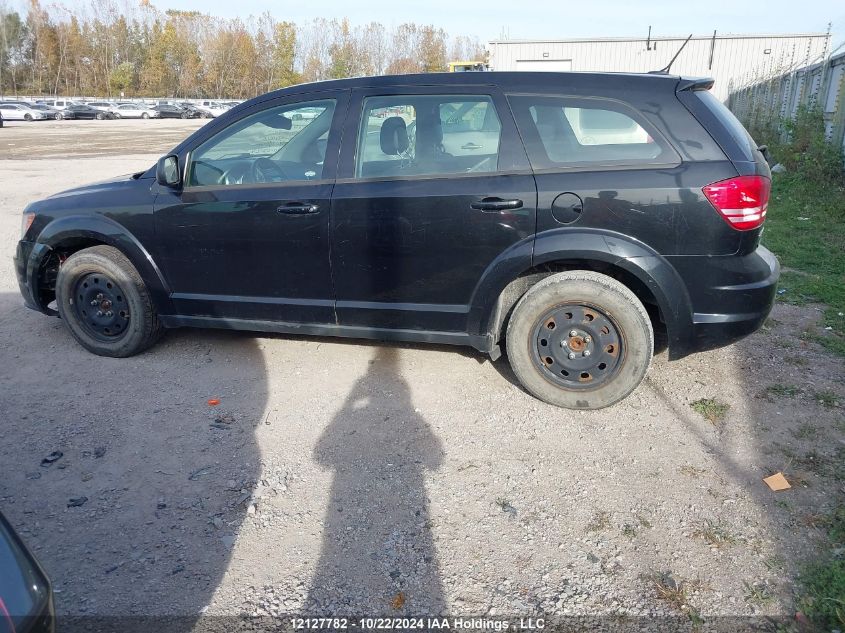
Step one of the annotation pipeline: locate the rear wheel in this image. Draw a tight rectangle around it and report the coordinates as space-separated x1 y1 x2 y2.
24 113 33 121
181 112 188 119
56 246 164 357
506 271 653 409
55 112 63 120
141 112 149 119
95 112 104 120
113 112 121 119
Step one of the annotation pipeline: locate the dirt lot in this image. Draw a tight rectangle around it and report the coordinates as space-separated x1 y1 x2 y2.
0 120 843 626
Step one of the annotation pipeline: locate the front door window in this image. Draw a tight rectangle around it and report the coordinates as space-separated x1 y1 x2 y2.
188 99 336 187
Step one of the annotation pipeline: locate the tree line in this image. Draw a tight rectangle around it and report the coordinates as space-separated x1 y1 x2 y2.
0 0 486 98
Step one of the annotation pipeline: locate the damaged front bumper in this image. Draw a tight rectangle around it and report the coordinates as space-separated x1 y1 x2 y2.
14 239 57 315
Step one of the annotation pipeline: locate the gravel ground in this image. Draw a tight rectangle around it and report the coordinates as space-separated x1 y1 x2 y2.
0 121 843 626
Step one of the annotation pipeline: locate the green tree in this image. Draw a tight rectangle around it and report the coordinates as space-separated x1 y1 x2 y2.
108 60 134 94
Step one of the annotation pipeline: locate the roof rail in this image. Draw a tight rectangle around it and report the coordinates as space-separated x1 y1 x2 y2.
677 77 715 92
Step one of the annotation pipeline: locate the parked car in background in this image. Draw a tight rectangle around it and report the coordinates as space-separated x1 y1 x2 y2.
193 101 228 118
36 99 75 110
65 103 115 120
0 103 48 121
178 103 206 118
290 106 322 121
28 103 73 120
0 109 3 128
85 101 119 114
153 104 199 119
113 103 160 119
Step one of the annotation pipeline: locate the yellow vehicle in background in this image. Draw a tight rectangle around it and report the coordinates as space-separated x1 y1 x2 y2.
448 61 488 72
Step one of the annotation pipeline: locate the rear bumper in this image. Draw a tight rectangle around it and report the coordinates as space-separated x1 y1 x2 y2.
668 246 779 357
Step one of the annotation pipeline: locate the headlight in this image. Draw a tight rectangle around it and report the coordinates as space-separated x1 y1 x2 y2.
21 213 35 238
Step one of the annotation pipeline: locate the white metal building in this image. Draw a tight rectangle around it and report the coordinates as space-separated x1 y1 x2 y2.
488 33 830 100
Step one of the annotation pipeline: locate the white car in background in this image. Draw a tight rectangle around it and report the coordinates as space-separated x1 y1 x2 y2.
113 103 160 119
0 103 48 121
85 101 120 114
36 99 75 110
193 101 228 118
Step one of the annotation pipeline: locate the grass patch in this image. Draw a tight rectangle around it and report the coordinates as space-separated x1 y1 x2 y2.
645 571 702 622
798 507 845 629
791 423 818 441
763 175 845 356
622 523 637 538
586 510 611 532
690 398 729 424
679 464 706 478
693 519 737 548
743 581 774 606
764 383 802 399
813 389 840 409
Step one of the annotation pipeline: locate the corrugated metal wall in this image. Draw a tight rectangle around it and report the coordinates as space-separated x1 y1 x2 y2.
488 34 829 101
727 50 845 159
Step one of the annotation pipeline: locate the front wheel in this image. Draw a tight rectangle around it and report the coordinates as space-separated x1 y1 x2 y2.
95 112 104 120
55 112 63 120
141 112 149 119
24 113 33 121
113 113 121 119
56 246 164 357
506 271 653 410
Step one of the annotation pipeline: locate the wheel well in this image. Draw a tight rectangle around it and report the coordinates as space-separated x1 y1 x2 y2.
490 260 667 349
35 238 108 308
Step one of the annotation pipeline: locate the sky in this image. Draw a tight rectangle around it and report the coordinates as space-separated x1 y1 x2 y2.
143 0 844 50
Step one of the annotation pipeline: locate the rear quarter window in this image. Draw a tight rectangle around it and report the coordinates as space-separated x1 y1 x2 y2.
508 95 679 170
690 90 758 161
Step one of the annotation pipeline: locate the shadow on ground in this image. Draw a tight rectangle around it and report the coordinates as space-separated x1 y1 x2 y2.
0 292 266 624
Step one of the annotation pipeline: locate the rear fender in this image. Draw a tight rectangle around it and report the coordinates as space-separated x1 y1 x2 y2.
470 228 694 359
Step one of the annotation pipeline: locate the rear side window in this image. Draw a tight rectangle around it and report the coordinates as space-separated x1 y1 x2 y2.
355 95 502 179
508 95 678 170
691 90 758 161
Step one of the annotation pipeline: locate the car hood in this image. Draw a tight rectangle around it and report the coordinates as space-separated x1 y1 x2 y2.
34 172 150 206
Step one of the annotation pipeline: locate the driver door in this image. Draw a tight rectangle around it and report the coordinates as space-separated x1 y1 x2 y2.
153 90 349 324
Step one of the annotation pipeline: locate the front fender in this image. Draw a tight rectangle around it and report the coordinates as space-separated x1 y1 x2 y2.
470 228 695 360
33 215 172 314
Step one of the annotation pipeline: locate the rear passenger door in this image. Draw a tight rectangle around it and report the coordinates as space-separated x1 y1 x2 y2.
330 86 536 334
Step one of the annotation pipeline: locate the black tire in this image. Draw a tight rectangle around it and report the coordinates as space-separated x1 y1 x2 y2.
505 271 653 410
24 113 33 121
181 112 188 119
56 245 164 357
95 112 104 120
113 112 121 119
55 112 63 120
141 112 149 119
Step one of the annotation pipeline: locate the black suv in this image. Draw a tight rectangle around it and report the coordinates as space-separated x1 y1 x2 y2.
15 72 778 409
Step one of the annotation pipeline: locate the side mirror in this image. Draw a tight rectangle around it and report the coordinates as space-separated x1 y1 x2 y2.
0 512 53 633
156 155 181 187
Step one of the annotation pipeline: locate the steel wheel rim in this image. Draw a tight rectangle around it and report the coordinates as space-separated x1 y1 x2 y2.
71 273 130 341
532 302 624 390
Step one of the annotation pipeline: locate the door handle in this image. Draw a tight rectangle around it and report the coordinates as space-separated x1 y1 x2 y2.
470 197 523 212
277 202 319 215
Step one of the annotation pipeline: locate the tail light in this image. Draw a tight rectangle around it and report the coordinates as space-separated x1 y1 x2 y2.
702 175 770 231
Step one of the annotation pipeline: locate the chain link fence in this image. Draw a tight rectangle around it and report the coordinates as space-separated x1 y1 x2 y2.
727 48 845 161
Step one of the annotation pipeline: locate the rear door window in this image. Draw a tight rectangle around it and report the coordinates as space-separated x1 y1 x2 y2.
354 94 502 179
508 95 678 169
